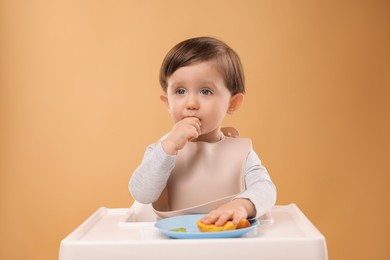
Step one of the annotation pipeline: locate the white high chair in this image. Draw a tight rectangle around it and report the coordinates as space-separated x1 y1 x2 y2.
59 203 328 260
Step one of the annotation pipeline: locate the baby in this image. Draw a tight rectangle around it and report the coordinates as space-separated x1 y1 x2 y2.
129 36 276 226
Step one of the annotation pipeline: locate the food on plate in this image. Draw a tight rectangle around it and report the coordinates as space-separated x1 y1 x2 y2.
197 219 251 232
169 227 187 232
236 219 251 229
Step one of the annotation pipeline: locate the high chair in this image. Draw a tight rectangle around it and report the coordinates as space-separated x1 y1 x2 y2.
59 203 328 260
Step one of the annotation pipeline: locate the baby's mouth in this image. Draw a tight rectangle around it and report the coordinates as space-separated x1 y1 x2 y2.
185 115 200 121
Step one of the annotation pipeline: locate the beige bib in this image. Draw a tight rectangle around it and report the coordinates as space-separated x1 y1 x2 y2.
153 128 251 218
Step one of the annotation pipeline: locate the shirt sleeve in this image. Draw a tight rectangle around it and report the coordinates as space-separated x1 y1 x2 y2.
234 149 277 218
128 142 176 204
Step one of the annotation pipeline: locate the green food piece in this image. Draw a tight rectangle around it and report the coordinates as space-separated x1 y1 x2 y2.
169 227 187 232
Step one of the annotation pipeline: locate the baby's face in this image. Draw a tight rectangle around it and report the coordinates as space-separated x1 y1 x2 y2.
164 61 233 141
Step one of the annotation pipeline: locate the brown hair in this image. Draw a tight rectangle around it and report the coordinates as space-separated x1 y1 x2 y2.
159 37 245 95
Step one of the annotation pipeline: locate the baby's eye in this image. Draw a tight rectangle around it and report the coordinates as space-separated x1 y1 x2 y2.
200 89 213 96
175 88 186 95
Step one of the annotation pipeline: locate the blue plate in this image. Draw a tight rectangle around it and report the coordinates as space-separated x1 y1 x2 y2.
155 214 259 239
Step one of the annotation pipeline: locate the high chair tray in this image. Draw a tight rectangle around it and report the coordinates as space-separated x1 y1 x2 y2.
59 203 327 260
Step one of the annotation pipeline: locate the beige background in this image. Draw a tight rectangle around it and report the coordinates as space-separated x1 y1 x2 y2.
0 1 389 259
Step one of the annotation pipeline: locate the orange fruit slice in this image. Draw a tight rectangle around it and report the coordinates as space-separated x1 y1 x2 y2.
197 219 251 232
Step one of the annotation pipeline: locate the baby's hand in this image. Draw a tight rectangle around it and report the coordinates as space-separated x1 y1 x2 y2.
162 117 201 155
200 199 255 226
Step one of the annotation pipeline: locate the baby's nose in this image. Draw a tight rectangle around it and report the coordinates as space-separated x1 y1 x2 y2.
186 95 199 110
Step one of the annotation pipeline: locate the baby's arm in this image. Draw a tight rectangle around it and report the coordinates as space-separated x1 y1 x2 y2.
129 142 176 204
235 150 277 217
130 117 201 203
201 150 276 225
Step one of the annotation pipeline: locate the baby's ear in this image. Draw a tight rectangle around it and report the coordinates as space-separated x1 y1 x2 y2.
227 93 244 114
160 92 169 108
